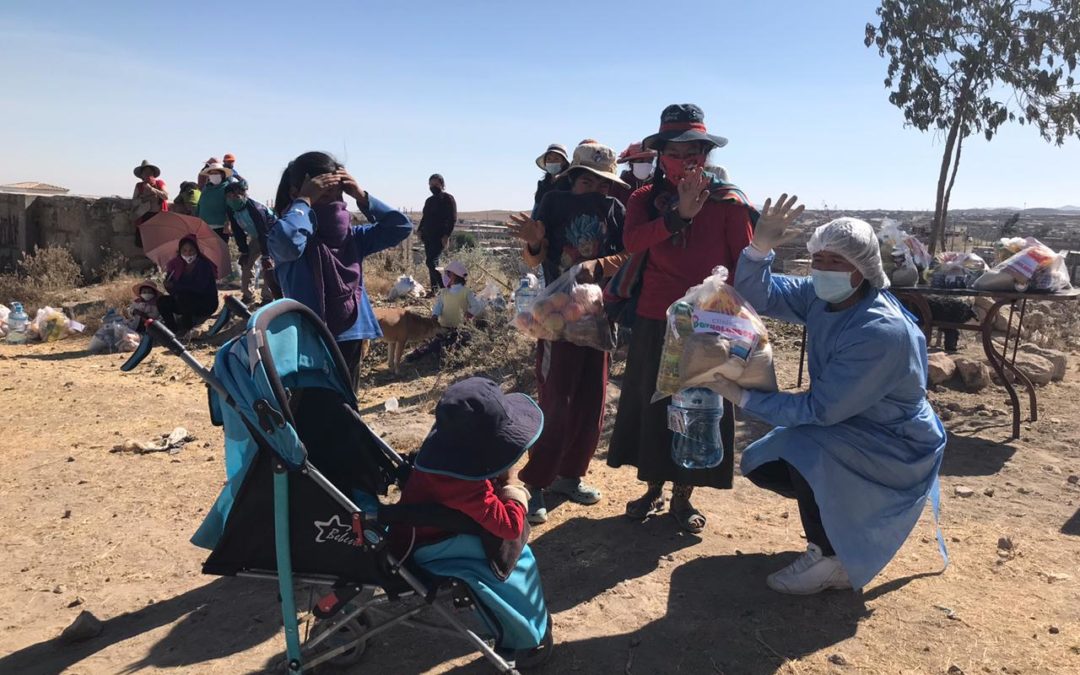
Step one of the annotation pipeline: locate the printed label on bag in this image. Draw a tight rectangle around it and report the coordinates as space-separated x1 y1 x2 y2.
691 310 759 360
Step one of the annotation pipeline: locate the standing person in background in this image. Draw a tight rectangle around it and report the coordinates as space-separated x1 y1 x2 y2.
196 157 219 189
607 104 755 534
171 181 201 216
226 180 280 304
418 174 457 296
269 151 413 389
609 142 656 207
507 141 629 525
197 161 235 242
223 153 243 183
131 160 169 249
532 143 571 215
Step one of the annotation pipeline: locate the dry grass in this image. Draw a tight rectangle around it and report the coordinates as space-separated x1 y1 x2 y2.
0 246 83 309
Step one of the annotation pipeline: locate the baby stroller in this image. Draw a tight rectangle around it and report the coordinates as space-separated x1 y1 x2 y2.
122 298 553 673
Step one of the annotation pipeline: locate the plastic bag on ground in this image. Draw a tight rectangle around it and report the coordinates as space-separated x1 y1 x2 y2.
973 238 1070 292
387 275 426 301
654 266 777 403
0 303 8 338
88 310 140 353
477 280 507 315
511 263 616 351
29 306 82 342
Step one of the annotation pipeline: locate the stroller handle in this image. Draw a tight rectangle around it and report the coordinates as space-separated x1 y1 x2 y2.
206 295 253 338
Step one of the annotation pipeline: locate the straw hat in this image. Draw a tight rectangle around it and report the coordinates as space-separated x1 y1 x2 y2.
133 160 161 178
557 142 630 188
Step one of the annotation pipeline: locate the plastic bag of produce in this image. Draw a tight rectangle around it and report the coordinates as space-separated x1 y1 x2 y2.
0 303 8 338
931 252 988 289
973 238 1070 292
653 266 777 402
511 263 616 351
28 306 82 342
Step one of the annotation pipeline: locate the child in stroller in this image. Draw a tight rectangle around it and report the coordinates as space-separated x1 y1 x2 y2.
394 377 552 666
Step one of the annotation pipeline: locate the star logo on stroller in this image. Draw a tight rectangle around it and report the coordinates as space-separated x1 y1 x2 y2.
314 515 355 546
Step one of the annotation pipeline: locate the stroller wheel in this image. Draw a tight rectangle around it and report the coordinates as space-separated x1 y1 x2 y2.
513 613 554 670
310 612 371 668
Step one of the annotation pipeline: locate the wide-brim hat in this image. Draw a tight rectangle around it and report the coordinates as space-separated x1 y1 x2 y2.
642 103 728 151
535 143 570 171
617 142 657 164
133 160 161 178
132 279 161 296
414 377 544 480
199 162 234 178
557 142 631 189
440 260 468 279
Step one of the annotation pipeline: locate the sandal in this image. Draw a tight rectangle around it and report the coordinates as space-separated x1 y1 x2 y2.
625 483 665 520
671 485 706 534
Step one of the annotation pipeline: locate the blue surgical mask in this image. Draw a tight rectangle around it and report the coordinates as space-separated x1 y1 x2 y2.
811 269 857 303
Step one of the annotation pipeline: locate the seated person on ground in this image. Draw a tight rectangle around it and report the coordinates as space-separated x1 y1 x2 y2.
406 260 485 362
127 280 161 331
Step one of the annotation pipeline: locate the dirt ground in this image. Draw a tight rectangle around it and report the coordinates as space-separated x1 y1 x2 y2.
1 316 1079 675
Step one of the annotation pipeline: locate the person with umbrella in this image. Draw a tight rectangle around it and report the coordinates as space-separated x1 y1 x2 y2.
158 236 220 336
131 160 169 248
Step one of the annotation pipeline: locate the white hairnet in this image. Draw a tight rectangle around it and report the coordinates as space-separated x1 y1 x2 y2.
807 217 890 290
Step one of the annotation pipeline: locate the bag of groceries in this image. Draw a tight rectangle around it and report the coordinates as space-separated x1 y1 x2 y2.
512 263 616 351
973 237 1071 292
653 266 777 403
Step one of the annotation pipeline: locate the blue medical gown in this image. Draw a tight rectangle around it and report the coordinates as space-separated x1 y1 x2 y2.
733 250 946 589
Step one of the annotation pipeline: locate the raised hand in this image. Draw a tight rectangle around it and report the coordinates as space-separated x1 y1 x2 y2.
676 168 711 220
297 173 342 205
337 170 367 204
507 212 546 248
751 194 805 253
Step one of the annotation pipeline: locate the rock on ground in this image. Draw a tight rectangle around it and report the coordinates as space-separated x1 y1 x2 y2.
928 352 957 386
1018 344 1068 382
1011 352 1055 386
60 610 103 643
954 356 991 392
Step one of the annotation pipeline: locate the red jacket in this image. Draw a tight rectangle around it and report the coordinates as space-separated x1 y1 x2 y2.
624 184 754 321
397 469 526 546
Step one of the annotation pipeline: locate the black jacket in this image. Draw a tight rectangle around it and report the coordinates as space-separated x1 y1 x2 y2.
419 191 457 241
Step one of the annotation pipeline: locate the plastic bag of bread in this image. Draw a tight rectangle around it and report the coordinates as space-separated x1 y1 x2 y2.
511 263 616 351
973 238 1070 292
653 266 777 402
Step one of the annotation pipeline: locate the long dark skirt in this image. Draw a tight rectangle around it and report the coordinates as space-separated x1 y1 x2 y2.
607 317 735 488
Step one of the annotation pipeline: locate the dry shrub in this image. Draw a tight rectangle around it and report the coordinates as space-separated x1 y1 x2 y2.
0 246 83 308
93 246 129 283
441 310 536 394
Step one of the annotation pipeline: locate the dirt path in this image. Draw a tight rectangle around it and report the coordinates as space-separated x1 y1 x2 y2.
1 333 1079 674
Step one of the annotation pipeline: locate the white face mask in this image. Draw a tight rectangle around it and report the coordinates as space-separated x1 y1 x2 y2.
811 269 857 303
207 174 224 186
631 162 653 181
181 254 197 264
140 292 155 302
544 162 563 176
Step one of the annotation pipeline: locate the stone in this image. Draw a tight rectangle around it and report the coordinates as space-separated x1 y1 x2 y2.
1018 344 1068 381
928 353 957 386
1011 352 1055 386
60 611 103 643
997 536 1014 551
1050 626 1060 635
954 357 991 392
954 486 975 498
984 487 996 497
1068 475 1079 485
827 653 848 666
948 665 965 675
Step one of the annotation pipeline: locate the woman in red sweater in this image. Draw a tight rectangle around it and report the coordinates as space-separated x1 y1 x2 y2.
607 104 755 534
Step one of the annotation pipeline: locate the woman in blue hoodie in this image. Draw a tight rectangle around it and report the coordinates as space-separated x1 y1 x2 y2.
268 152 413 389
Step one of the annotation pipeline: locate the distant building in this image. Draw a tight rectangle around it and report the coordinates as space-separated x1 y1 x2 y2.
0 181 70 195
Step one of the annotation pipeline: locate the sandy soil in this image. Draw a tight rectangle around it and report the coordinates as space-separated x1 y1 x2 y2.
1 323 1079 675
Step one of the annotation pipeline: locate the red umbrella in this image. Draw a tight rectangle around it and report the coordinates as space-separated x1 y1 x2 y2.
138 212 231 280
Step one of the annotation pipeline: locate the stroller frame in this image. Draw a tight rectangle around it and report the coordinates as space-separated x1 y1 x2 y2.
124 298 525 674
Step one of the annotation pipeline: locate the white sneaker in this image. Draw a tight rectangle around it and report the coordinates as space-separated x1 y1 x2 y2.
766 544 852 595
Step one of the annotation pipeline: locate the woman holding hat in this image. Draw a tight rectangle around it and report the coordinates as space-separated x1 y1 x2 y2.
532 143 572 215
131 160 169 248
609 142 657 207
607 104 756 534
197 161 235 241
507 140 629 524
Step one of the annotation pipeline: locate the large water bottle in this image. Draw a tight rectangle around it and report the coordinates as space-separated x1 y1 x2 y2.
514 274 540 315
6 302 28 344
668 387 725 469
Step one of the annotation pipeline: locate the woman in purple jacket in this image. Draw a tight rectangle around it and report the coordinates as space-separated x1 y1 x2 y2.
158 236 220 335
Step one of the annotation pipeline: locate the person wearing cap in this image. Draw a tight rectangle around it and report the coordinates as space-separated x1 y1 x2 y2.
710 196 947 595
131 160 169 248
507 141 629 524
418 174 458 295
405 260 486 363
394 377 551 662
226 180 281 304
197 161 236 241
532 143 572 215
222 153 243 183
609 142 657 207
607 104 755 535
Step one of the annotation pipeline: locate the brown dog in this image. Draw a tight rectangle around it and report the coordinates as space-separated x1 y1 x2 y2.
363 307 441 374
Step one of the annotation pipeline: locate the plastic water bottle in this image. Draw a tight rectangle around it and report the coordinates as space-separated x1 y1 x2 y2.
6 302 28 344
668 387 725 469
514 274 539 315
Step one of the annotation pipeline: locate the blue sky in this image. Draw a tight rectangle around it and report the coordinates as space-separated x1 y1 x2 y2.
1 0 1076 212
